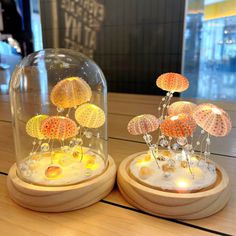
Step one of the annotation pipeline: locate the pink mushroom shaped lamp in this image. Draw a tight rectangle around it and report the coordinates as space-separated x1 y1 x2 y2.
118 72 231 220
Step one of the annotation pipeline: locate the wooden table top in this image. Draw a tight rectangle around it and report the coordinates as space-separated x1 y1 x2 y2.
0 92 236 236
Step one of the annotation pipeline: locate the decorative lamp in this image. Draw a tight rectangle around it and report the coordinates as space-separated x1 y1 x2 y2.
167 101 196 116
7 49 116 212
118 72 231 219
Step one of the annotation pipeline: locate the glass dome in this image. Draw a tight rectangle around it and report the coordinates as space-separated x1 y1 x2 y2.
10 48 108 186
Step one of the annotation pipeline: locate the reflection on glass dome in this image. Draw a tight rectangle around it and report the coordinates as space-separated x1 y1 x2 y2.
10 49 108 186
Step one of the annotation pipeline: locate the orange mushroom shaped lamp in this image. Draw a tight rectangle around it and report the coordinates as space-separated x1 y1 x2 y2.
50 76 92 109
7 49 116 212
118 72 231 220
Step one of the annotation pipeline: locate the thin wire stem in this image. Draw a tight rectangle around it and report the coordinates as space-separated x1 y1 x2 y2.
50 139 54 164
200 134 207 158
66 108 71 117
79 127 84 161
30 139 36 154
34 140 42 153
143 134 160 168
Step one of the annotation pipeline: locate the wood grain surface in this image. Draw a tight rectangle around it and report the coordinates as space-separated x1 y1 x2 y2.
7 156 116 212
0 93 235 235
117 152 230 220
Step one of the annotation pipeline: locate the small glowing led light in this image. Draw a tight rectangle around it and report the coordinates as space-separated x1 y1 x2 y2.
176 179 189 188
170 115 179 121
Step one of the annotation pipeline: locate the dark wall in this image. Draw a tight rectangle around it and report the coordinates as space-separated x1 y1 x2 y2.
40 0 185 95
94 0 185 95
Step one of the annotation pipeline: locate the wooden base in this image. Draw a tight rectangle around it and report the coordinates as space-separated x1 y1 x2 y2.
118 152 230 220
7 156 116 212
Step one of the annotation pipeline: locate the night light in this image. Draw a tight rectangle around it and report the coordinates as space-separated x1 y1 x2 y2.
7 49 116 212
118 72 231 220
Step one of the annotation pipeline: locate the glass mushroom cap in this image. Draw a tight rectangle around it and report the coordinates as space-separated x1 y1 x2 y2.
10 49 108 186
128 72 232 193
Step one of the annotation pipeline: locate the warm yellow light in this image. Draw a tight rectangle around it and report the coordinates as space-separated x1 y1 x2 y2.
50 77 92 108
75 103 105 128
86 163 99 170
136 160 148 166
136 155 151 166
176 179 189 188
144 155 151 162
45 166 63 179
191 167 204 178
139 166 153 179
26 114 48 139
160 150 172 158
191 156 198 162
170 115 179 121
51 151 65 162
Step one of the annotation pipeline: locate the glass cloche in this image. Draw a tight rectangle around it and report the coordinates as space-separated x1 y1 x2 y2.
10 49 108 186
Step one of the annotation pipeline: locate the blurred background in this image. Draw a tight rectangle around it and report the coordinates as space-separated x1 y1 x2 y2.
0 0 236 100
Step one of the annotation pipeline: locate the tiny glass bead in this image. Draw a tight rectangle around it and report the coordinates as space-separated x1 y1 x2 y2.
57 107 64 113
206 137 211 144
84 131 93 139
41 143 49 152
172 143 179 150
177 137 187 146
143 134 152 143
159 139 168 147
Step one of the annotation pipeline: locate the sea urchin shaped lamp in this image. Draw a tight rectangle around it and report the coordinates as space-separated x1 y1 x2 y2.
7 49 116 212
118 72 231 219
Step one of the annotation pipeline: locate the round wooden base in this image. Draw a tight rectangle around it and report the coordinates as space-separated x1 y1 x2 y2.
7 156 116 212
118 152 230 220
